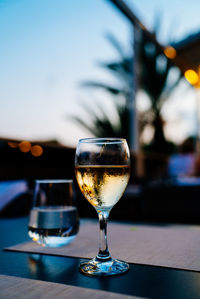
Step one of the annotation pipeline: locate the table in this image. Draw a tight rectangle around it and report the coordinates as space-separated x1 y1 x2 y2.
1 217 200 299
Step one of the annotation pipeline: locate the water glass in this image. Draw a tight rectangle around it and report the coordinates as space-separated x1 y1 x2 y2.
28 179 79 247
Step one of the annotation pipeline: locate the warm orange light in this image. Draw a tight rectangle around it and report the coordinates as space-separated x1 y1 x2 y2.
184 69 199 86
19 141 31 153
8 142 18 148
33 237 38 241
164 46 176 59
31 145 43 157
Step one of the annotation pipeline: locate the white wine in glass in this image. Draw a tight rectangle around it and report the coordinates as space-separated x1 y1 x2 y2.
75 138 130 276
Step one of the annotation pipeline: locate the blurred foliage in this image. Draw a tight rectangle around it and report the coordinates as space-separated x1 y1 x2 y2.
72 98 130 142
71 32 132 143
139 30 182 154
72 26 183 154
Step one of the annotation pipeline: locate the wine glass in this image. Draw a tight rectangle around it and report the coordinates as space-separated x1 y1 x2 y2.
75 138 130 276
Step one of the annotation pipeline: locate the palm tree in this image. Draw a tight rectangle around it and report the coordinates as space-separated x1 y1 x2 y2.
71 33 133 144
71 29 182 153
139 30 182 153
72 98 130 142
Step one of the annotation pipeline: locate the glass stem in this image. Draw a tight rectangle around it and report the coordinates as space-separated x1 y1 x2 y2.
97 211 111 260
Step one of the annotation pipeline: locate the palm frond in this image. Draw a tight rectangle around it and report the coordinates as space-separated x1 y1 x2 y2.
99 58 132 75
105 32 127 59
80 81 126 96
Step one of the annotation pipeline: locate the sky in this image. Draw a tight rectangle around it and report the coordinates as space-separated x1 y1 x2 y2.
128 0 200 44
0 0 200 147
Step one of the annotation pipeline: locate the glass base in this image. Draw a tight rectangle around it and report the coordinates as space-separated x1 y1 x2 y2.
28 230 76 247
79 257 129 276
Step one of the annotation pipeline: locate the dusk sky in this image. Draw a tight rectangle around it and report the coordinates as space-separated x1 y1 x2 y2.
0 0 200 147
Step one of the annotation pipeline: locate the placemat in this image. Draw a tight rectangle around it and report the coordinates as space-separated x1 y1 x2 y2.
5 222 200 272
0 274 141 299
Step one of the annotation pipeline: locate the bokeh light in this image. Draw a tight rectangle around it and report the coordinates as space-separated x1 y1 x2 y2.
164 46 176 59
19 141 31 153
8 142 18 148
31 145 43 157
184 69 199 86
